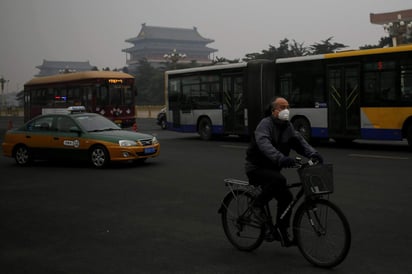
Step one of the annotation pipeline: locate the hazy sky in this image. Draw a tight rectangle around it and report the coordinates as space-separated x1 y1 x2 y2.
0 0 410 93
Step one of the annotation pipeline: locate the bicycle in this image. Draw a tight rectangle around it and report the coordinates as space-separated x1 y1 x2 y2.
218 158 351 268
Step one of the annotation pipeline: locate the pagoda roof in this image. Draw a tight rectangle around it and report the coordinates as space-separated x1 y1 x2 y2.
36 60 93 69
125 24 214 43
370 9 412 24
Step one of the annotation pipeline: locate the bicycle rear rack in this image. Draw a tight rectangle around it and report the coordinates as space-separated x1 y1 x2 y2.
224 178 261 196
224 178 249 186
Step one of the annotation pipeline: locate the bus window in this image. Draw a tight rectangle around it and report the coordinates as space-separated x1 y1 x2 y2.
67 87 81 106
124 88 134 105
363 72 378 105
109 85 122 105
363 61 397 106
98 86 109 106
279 74 291 100
401 65 412 102
168 79 180 109
380 71 397 102
32 89 49 106
54 88 67 106
313 77 325 103
182 76 199 110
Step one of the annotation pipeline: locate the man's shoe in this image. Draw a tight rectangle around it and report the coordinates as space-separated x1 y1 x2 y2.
250 204 267 224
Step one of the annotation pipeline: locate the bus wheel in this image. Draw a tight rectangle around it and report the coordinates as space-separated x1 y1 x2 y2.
292 117 311 142
198 118 212 140
160 118 167 129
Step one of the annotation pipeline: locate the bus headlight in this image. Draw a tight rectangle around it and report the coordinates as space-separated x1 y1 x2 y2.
119 140 137 147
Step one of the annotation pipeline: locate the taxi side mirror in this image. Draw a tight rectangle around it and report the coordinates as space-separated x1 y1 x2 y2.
69 127 82 136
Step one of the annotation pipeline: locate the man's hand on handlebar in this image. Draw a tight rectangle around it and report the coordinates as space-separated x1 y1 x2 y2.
309 152 324 164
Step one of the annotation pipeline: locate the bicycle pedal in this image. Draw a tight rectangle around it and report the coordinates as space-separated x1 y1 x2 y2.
276 227 296 247
265 231 280 242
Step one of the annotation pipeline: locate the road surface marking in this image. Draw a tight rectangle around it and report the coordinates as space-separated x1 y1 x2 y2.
348 154 409 160
220 145 247 149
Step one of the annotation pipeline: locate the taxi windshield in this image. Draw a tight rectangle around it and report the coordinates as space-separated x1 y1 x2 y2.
75 114 121 132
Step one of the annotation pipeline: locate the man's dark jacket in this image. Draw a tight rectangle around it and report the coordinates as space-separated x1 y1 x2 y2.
245 115 317 173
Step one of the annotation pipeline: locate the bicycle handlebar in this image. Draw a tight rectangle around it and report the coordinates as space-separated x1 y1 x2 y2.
293 156 321 169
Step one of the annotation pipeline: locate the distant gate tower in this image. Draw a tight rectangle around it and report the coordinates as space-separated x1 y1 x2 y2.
123 24 217 74
370 9 412 46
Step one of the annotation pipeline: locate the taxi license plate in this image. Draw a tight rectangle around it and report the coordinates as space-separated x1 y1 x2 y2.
114 120 122 124
144 147 155 154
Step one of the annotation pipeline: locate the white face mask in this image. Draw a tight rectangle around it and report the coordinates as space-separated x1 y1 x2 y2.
278 109 290 121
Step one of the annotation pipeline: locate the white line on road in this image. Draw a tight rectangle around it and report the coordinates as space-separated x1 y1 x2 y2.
220 145 248 149
348 154 409 160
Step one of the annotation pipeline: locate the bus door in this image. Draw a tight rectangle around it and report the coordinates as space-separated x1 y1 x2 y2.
178 80 195 129
168 78 182 128
327 65 361 140
222 75 245 134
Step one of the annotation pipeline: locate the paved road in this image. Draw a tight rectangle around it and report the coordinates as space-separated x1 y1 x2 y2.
1 118 412 273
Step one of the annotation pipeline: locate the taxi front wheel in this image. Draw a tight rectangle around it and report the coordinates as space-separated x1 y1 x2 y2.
90 145 109 168
14 145 32 166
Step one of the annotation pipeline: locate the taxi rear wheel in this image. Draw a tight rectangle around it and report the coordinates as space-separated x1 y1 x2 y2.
90 145 109 168
14 145 32 166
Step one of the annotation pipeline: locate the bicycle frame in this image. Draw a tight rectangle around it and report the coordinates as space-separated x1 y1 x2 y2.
221 178 315 229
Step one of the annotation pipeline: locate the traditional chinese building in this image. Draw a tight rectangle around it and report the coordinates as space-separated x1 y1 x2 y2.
370 9 412 46
122 24 217 74
35 60 96 77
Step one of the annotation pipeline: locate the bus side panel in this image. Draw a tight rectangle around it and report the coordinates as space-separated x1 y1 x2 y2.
166 110 195 133
193 109 223 134
291 108 329 138
166 109 224 134
360 107 412 140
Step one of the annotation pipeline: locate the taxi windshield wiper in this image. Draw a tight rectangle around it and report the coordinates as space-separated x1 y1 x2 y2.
88 128 120 132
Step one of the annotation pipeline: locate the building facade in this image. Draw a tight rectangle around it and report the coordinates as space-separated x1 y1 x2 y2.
122 24 217 74
35 60 96 77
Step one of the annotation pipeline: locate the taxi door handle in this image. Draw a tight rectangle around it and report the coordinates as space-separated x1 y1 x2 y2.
25 135 31 139
53 137 59 140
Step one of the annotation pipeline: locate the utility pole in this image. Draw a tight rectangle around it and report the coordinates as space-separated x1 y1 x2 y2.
0 76 9 115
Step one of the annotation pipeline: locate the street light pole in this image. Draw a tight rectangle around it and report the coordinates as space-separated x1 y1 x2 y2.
163 49 186 69
0 76 9 114
383 14 412 46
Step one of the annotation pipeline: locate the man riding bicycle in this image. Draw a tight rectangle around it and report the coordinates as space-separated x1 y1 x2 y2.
245 97 323 246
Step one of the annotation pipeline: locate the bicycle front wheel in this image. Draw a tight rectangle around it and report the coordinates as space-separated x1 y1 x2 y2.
293 199 351 268
220 190 265 251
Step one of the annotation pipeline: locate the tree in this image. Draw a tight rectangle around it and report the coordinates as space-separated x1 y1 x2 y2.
243 38 309 61
290 40 309 56
212 57 240 64
134 59 164 105
360 36 392 49
309 37 348 54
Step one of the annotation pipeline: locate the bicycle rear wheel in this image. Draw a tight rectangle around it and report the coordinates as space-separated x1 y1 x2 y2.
293 199 351 268
220 190 265 251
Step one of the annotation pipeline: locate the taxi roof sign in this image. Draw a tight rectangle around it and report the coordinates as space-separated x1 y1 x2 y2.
41 106 87 115
67 106 86 113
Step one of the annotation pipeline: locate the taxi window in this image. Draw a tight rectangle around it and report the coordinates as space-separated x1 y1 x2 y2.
27 116 54 131
56 117 78 132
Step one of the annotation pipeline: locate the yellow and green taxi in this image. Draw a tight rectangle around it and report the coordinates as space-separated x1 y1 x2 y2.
2 107 160 168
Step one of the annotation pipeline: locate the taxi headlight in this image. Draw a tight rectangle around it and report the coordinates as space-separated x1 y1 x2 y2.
152 136 158 144
119 140 137 147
